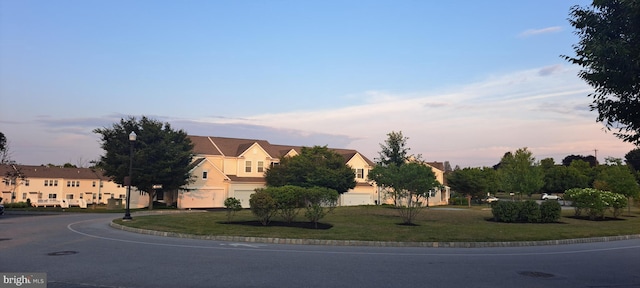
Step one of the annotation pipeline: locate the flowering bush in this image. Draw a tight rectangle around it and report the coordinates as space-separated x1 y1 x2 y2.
564 188 627 220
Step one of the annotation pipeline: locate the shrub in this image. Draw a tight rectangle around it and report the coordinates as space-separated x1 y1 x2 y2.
223 197 242 223
3 201 30 208
268 185 304 224
540 200 561 223
518 200 541 223
564 188 628 220
491 201 519 223
449 197 468 206
301 186 338 229
249 189 277 226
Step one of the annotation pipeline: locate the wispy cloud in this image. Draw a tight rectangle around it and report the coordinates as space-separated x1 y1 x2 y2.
519 26 562 37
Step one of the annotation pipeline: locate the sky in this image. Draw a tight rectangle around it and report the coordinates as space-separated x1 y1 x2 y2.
0 0 636 168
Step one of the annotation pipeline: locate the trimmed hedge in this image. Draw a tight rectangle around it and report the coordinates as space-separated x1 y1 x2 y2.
491 200 561 223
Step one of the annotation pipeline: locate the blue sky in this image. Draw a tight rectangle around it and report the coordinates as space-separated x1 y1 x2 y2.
1 0 635 167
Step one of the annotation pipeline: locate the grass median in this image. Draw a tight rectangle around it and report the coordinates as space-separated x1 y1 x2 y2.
113 205 640 243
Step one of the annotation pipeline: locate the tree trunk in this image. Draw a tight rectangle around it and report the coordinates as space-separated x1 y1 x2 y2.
147 191 154 210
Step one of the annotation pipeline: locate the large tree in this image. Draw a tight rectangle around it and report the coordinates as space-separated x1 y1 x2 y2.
94 116 194 209
564 1 640 144
498 148 544 198
264 146 356 193
561 154 598 167
0 131 13 164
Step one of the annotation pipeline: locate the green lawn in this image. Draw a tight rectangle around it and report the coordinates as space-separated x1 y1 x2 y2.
113 205 640 243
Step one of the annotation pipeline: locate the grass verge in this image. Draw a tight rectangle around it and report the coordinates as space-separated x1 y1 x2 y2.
113 205 640 242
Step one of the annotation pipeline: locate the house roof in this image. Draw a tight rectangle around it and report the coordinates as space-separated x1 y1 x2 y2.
426 161 445 172
187 135 375 166
0 164 109 180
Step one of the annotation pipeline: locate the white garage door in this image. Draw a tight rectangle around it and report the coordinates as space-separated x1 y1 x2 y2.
233 190 255 208
341 193 372 206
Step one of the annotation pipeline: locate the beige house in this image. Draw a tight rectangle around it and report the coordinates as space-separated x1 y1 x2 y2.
0 164 147 208
177 135 450 209
177 136 380 209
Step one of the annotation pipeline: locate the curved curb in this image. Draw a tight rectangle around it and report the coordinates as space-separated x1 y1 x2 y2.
109 221 640 248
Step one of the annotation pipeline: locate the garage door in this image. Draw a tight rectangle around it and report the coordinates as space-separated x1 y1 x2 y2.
341 193 372 206
233 190 255 208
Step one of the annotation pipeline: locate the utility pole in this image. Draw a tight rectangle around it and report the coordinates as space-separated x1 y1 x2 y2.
594 149 598 165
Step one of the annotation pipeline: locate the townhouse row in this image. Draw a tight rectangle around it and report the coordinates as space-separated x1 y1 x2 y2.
1 135 450 208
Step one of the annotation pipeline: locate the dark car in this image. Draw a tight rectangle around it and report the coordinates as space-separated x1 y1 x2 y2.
0 203 4 215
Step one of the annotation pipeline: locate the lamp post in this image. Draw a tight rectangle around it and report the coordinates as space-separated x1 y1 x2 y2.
123 131 136 220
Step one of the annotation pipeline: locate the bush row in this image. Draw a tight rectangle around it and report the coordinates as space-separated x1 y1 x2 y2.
249 185 339 228
564 188 627 220
491 200 561 223
2 200 31 208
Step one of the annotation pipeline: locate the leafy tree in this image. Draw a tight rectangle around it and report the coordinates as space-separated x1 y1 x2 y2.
264 146 356 193
561 154 598 167
498 148 544 199
542 165 589 194
564 1 640 144
593 162 640 205
446 167 488 203
94 116 194 209
376 131 410 166
624 148 640 171
369 161 440 224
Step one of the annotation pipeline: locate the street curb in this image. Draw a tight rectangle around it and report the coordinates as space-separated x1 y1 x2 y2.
108 221 640 248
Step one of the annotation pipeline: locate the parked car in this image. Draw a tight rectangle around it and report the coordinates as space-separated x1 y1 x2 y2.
0 203 4 215
482 196 499 203
541 193 561 200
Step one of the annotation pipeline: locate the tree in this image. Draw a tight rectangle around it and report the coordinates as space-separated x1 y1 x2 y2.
264 146 356 193
2 164 26 203
446 167 488 204
369 161 440 224
564 1 640 144
624 148 640 172
561 155 598 167
498 148 544 199
93 116 194 209
542 165 589 194
376 131 410 166
0 132 13 165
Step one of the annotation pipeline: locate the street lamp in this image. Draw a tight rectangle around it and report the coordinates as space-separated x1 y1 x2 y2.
123 131 136 220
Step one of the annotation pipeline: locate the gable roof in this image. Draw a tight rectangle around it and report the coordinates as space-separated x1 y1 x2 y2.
188 135 375 166
0 164 109 180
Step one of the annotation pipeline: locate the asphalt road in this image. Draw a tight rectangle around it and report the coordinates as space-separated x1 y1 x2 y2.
1 212 639 288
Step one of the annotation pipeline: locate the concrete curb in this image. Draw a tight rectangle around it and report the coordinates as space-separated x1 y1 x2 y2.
108 221 640 248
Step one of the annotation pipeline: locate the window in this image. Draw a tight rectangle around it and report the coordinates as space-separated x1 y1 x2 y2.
270 162 280 167
22 193 27 200
45 180 49 187
257 161 264 173
356 169 364 179
245 161 252 173
67 181 71 187
99 182 103 188
202 171 208 179
48 194 57 199
66 194 74 199
54 180 58 186
25 179 29 186
79 194 83 199
76 181 80 187
119 194 126 199
92 181 96 187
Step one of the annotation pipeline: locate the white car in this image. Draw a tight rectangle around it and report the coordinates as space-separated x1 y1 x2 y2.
482 196 499 203
541 193 561 200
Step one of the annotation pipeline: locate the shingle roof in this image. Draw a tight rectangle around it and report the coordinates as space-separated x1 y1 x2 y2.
0 164 109 180
187 135 374 165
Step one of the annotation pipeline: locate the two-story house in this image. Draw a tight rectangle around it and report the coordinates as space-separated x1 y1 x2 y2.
175 135 379 209
0 164 146 208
